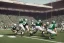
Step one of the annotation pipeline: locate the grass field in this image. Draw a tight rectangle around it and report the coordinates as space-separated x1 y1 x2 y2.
0 29 64 43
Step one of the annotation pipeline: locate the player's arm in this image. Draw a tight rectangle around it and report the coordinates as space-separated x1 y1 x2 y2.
54 24 57 34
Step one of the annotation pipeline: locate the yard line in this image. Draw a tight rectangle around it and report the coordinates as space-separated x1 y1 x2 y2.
23 36 63 43
7 36 16 38
0 35 4 37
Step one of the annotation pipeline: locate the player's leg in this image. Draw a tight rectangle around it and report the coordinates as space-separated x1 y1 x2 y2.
11 27 17 33
54 28 57 35
25 25 30 32
30 29 38 36
19 24 25 35
37 26 45 35
47 29 57 39
47 29 53 39
30 26 38 36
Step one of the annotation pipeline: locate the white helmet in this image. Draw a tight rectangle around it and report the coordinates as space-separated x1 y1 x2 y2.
38 20 41 22
13 24 17 26
25 19 28 21
46 22 49 25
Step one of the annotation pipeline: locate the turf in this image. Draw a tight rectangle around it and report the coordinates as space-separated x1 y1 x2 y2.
0 29 64 43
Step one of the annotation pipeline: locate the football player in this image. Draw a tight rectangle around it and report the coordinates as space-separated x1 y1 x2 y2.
23 19 29 32
11 23 17 34
30 19 45 36
18 18 25 35
47 21 57 39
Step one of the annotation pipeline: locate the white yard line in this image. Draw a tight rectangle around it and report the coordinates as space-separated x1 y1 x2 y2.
23 36 63 43
0 35 4 37
7 36 16 38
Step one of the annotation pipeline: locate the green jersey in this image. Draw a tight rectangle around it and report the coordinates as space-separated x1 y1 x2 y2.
49 24 56 30
35 21 42 26
19 20 23 24
23 21 27 25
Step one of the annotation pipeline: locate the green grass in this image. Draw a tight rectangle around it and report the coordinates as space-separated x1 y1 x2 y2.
0 29 64 43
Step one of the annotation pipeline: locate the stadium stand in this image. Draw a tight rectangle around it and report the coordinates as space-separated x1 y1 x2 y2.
0 0 64 28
